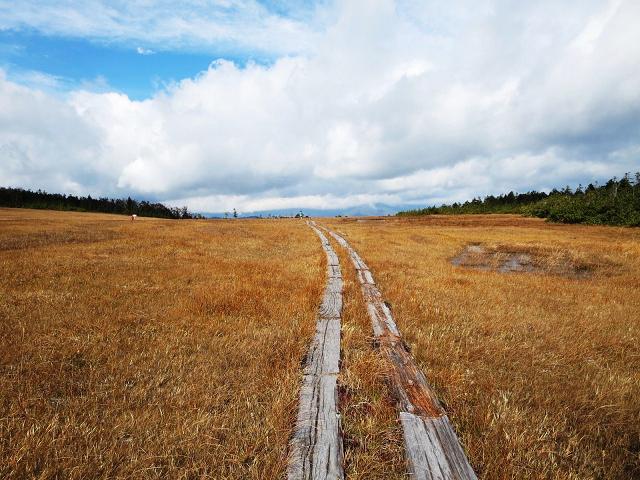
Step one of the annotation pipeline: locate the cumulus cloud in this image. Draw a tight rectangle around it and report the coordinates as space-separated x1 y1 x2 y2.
1 0 639 213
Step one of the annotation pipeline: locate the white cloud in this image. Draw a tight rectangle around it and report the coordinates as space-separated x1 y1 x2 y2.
1 0 640 213
0 0 324 55
376 148 633 205
572 0 622 55
136 47 155 55
1 68 67 92
166 192 403 214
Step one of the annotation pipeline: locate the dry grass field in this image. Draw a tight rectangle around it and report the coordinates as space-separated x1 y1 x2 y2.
0 208 325 479
325 214 640 479
2 209 639 479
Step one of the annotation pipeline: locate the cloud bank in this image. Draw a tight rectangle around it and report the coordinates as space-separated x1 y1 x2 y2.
1 0 639 213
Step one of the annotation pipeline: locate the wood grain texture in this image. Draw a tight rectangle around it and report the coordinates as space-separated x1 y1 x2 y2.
400 413 476 480
319 291 342 320
287 222 344 480
320 225 476 480
304 319 341 376
288 374 343 480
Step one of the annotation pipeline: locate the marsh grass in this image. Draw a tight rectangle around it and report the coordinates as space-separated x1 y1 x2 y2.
325 214 640 479
0 209 322 479
2 209 639 479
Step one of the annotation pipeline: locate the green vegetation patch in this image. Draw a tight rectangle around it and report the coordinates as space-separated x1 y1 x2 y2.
398 173 640 227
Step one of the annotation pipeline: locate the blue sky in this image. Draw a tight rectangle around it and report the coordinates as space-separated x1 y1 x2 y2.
0 30 229 99
0 0 639 214
0 0 315 100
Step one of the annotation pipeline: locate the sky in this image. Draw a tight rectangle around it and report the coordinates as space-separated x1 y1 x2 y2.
0 0 639 215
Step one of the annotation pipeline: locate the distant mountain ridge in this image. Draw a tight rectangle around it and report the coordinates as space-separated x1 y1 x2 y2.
199 204 404 218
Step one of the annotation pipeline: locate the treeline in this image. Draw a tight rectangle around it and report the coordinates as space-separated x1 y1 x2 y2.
0 187 204 219
398 190 549 216
397 173 640 226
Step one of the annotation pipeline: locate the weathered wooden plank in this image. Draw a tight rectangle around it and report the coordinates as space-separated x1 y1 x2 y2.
400 413 476 480
325 250 340 266
351 251 369 270
380 341 444 416
366 302 386 338
326 276 343 294
361 283 382 302
304 319 341 376
288 374 343 480
321 225 476 480
369 300 401 337
288 222 344 480
328 264 341 278
319 291 342 319
326 229 349 248
356 268 375 285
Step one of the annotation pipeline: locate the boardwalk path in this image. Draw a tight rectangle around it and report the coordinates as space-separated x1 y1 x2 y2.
287 222 344 480
320 224 477 480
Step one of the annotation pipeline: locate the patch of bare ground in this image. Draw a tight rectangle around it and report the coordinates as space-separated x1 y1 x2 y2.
0 208 322 479
324 214 640 479
451 243 612 278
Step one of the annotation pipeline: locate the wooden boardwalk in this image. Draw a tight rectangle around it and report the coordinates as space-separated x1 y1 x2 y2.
287 222 344 480
320 225 477 480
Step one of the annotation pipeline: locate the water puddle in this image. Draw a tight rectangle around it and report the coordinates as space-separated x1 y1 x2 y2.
451 244 591 278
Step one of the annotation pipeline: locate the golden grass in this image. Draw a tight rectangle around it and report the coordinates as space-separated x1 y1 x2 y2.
3 209 639 479
324 214 640 479
0 208 323 479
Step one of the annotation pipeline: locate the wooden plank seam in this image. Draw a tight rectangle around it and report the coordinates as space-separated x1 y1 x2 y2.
287 221 344 480
319 224 477 480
